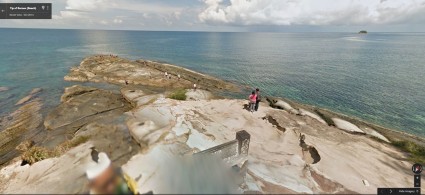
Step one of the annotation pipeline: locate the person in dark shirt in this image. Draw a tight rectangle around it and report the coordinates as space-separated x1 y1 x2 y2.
255 88 261 111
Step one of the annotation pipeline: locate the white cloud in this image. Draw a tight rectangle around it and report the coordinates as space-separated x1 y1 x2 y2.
100 20 109 25
199 0 425 26
65 0 108 11
48 0 190 29
2 0 425 31
54 10 85 19
113 18 123 24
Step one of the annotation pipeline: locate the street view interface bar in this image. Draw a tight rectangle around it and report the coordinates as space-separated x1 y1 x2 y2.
0 3 52 19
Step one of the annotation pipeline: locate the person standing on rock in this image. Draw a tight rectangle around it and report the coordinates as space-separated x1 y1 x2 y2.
165 72 168 78
193 83 197 91
255 88 261 111
248 91 257 112
178 74 181 81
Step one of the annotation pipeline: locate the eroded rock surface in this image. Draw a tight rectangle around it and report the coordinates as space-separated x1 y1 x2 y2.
267 97 300 115
0 99 43 165
65 56 193 89
1 56 422 194
15 88 42 106
138 59 239 91
0 87 9 92
0 143 93 194
185 89 213 101
121 96 415 194
362 127 390 143
65 55 238 92
299 109 327 125
44 85 131 131
0 119 139 194
332 118 365 134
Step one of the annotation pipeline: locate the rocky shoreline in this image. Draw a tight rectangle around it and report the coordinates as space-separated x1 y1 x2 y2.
0 55 424 194
64 55 238 92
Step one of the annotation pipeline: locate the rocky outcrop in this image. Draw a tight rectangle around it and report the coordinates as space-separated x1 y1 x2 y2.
332 118 365 134
299 109 327 125
185 89 213 101
0 143 93 193
65 55 238 92
60 85 96 102
15 88 42 106
0 56 421 194
362 127 390 143
65 55 194 89
0 87 9 92
44 85 132 131
267 97 300 115
74 122 140 166
120 97 413 194
137 59 239 92
0 99 43 165
30 88 42 95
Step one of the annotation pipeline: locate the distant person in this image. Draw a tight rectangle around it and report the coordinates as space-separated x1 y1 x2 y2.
193 83 197 91
165 72 168 78
125 80 129 85
86 149 138 194
178 74 181 80
255 88 261 111
248 91 257 112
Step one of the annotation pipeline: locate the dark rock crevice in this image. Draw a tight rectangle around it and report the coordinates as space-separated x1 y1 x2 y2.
299 134 321 164
262 115 286 132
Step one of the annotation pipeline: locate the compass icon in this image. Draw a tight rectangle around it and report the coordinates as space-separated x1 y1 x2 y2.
412 163 423 174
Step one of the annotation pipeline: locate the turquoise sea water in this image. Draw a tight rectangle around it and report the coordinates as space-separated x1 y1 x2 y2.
0 29 424 136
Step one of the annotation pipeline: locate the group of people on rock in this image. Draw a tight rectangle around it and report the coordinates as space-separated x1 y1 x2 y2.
164 72 182 81
95 54 118 59
248 88 261 112
164 71 197 91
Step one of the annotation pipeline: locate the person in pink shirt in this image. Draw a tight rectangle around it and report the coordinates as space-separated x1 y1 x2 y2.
248 91 257 112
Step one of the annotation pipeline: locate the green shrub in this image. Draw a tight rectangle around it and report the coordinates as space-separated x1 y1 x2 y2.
393 141 425 163
392 140 425 164
168 88 187 100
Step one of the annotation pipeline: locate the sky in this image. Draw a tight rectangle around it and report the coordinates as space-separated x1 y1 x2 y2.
1 0 425 32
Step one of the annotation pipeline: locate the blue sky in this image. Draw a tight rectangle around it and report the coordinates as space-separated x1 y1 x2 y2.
1 0 425 32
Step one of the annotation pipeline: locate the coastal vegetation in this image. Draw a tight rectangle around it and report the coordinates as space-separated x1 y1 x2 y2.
168 88 187 100
21 146 52 165
21 136 90 165
392 140 425 164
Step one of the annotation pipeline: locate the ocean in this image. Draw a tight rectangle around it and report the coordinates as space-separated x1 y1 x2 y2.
0 29 424 136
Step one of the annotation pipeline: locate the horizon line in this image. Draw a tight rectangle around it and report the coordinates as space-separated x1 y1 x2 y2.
1 27 425 33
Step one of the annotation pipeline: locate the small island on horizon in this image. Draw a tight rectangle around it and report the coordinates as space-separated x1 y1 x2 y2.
359 30 368 34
